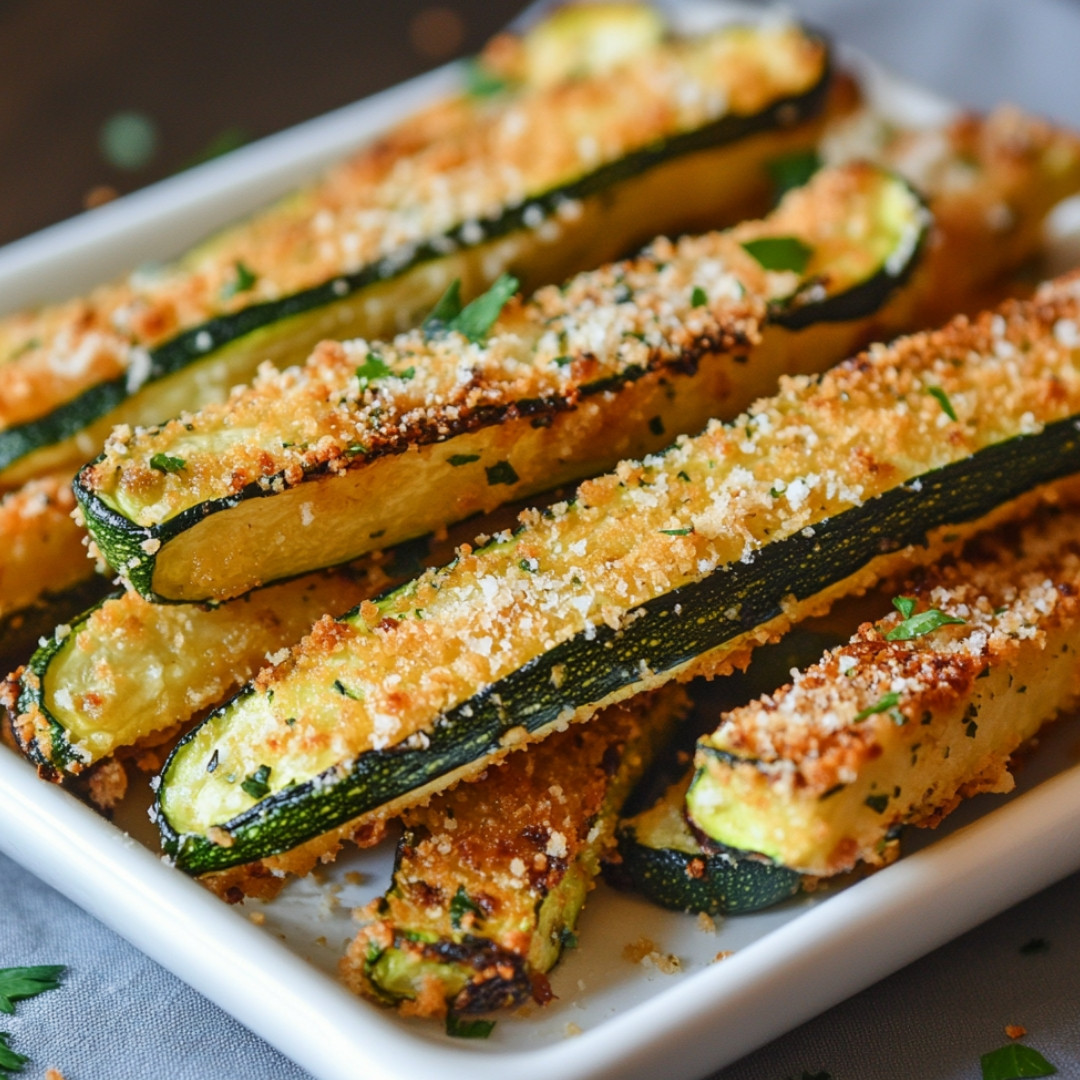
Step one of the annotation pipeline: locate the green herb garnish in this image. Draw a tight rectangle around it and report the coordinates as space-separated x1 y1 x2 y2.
355 352 392 384
447 454 480 467
446 1013 496 1039
981 1043 1058 1079
485 460 519 486
740 236 813 274
659 527 692 536
854 691 901 723
885 597 966 641
332 679 363 701
927 386 958 421
423 279 463 335
449 886 485 930
149 452 186 474
450 273 519 343
766 149 821 198
1020 938 1050 955
241 764 272 800
0 967 65 1015
463 60 509 98
185 127 249 169
864 793 889 814
559 928 579 949
221 260 258 300
691 286 708 308
0 1032 28 1074
649 416 665 436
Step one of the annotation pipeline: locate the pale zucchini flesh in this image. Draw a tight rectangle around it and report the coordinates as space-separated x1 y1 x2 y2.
9 569 378 777
0 17 829 488
8 521 467 781
615 772 801 915
156 277 1080 875
79 163 927 601
342 687 687 1015
688 505 1080 876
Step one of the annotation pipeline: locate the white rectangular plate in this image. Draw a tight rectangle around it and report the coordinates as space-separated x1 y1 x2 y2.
3 5 1080 1079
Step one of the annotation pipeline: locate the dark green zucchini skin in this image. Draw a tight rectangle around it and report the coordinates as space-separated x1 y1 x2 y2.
0 55 830 478
158 412 1080 874
614 824 801 916
76 167 925 607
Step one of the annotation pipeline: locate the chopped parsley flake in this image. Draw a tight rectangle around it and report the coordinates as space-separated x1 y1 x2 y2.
553 354 573 367
446 1014 495 1039
463 60 509 98
980 1043 1058 1079
0 967 65 1015
1020 938 1050 955
221 260 258 300
659 527 692 536
649 416 665 436
559 928 579 949
355 352 392 384
928 386 958 421
854 691 901 723
885 600 966 641
449 886 484 929
766 149 821 198
332 679 363 700
447 453 480 467
864 793 889 814
240 764 272 800
486 460 519 486
691 285 708 308
423 279 463 335
428 273 518 344
149 452 186 474
0 1032 28 1073
740 236 813 274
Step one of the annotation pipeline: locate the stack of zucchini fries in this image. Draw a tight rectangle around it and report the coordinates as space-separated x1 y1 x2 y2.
6 2 1080 1031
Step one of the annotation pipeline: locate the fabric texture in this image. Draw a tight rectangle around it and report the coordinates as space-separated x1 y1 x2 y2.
4 1 1080 1077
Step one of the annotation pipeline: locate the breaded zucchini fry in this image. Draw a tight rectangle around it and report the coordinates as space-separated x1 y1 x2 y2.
155 274 1080 878
689 505 1080 876
342 687 689 1018
77 163 930 601
0 11 829 488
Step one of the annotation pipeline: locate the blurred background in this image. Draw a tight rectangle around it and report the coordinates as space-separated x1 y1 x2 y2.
0 0 521 247
6 0 1080 251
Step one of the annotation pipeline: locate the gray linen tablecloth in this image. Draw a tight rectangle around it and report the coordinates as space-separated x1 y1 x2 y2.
3 0 1080 1076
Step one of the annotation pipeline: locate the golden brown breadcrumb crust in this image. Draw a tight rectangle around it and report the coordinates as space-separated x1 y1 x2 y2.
0 475 92 619
163 272 1080 851
0 22 824 437
341 687 688 1015
697 503 1080 874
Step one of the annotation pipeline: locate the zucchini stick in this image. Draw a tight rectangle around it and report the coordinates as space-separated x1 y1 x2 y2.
78 163 930 601
6 527 462 782
0 13 829 488
342 686 689 1017
689 504 1080 877
0 476 106 661
156 273 1080 878
615 772 802 915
